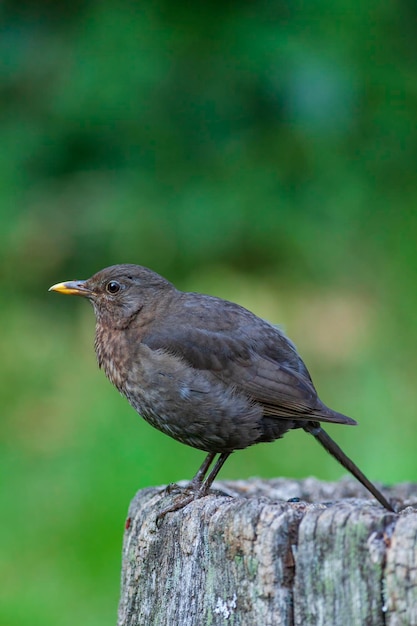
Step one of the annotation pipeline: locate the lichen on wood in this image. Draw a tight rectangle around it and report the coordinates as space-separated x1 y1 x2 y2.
117 478 417 626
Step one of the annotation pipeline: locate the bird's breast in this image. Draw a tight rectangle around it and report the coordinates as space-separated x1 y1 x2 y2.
94 324 130 390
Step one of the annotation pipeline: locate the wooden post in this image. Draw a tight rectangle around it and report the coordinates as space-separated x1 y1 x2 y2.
117 478 417 626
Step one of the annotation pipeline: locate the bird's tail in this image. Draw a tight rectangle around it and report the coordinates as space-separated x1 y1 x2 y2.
304 421 394 512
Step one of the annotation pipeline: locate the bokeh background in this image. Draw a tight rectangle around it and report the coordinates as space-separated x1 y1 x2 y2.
2 2 417 624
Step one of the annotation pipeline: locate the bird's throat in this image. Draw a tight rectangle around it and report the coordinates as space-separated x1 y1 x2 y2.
94 324 130 390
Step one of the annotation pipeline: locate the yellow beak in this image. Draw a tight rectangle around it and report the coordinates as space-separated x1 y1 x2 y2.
49 280 91 297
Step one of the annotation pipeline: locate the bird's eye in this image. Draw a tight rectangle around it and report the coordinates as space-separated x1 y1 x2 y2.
106 280 121 294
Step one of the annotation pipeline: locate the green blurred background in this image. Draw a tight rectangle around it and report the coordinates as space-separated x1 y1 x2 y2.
2 1 417 624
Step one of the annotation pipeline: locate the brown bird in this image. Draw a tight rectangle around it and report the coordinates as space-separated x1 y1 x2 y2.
49 264 393 513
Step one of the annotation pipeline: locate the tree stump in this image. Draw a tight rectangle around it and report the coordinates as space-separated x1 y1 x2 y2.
117 478 417 626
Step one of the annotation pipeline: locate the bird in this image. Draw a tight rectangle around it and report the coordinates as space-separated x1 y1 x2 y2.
49 264 394 513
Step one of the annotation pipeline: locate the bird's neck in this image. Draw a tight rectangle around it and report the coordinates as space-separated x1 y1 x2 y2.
93 290 178 388
94 323 130 390
93 304 165 390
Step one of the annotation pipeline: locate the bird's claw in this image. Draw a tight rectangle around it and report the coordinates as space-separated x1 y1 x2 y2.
163 482 184 495
156 483 212 525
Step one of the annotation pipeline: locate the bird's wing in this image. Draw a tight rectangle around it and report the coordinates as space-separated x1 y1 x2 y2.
141 321 352 425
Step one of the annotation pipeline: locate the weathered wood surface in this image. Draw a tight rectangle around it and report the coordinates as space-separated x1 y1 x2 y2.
118 478 417 626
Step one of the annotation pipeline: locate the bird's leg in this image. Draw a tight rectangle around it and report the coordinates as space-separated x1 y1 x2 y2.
187 452 217 489
164 451 216 495
304 422 395 512
157 452 231 522
199 452 230 495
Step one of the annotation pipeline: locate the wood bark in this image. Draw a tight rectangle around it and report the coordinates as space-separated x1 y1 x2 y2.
117 478 417 626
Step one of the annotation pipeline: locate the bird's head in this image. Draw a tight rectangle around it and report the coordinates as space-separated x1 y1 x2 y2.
49 264 175 328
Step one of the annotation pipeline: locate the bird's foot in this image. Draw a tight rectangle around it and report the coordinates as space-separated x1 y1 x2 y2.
162 482 185 495
156 482 213 524
160 480 206 497
156 492 197 523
